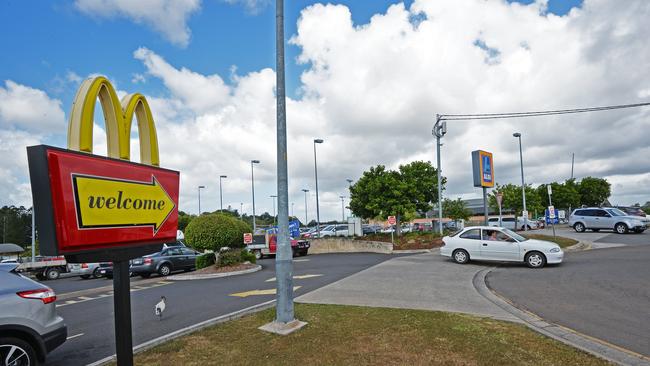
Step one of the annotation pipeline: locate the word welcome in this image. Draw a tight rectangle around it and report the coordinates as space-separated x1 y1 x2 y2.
87 191 166 211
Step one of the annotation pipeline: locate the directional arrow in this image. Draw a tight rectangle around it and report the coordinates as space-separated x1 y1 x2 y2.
265 274 323 282
72 173 175 234
229 286 302 298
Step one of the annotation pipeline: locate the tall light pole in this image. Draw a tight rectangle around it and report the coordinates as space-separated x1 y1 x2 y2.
313 139 324 238
302 189 309 226
251 160 260 231
219 175 227 211
271 195 278 225
197 185 205 215
339 196 345 222
432 115 446 234
240 202 243 218
291 202 294 217
513 132 528 231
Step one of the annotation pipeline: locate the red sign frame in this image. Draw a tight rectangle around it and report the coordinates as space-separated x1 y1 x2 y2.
27 145 179 260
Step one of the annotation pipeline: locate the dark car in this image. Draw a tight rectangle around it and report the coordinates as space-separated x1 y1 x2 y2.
616 206 647 218
130 247 201 278
97 262 114 279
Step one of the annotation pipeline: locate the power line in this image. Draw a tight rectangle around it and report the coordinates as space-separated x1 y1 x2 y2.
439 101 650 121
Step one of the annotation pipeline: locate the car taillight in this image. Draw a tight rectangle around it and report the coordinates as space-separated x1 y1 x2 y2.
81 263 88 268
144 258 153 265
17 288 57 304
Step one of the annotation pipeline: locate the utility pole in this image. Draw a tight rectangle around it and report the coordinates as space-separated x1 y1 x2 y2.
271 195 278 225
251 160 260 231
302 189 309 226
219 175 227 211
313 139 324 238
513 133 528 231
571 153 575 180
339 196 345 222
432 115 446 234
197 185 205 215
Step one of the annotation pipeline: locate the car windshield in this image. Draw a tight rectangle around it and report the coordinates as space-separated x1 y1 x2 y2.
606 208 626 216
502 229 528 242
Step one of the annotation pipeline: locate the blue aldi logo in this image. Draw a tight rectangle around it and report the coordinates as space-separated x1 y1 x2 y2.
482 155 492 183
472 150 495 188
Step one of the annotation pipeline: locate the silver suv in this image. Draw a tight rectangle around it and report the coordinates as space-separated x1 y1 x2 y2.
0 263 67 365
569 207 648 234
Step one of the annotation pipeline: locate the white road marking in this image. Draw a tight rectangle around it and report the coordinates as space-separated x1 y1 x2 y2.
67 333 84 340
265 274 323 282
294 259 310 262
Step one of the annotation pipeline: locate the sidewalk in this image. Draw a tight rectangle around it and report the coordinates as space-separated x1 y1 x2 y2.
296 251 519 322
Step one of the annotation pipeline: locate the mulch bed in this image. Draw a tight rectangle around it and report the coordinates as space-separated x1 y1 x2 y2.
192 262 257 275
357 233 444 250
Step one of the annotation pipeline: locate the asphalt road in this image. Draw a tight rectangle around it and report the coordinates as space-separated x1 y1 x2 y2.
487 234 650 357
48 275 151 295
45 253 398 366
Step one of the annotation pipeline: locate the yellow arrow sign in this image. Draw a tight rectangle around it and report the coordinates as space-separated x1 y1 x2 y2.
230 286 302 298
73 174 175 233
265 274 323 282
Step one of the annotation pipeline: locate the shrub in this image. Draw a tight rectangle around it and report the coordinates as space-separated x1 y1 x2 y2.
195 252 216 269
241 250 257 264
185 213 252 252
216 248 257 268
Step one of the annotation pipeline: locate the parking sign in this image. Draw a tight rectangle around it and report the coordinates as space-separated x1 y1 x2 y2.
548 206 556 218
243 233 253 244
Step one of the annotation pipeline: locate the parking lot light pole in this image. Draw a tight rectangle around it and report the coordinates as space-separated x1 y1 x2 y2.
302 189 309 225
197 185 205 215
432 115 446 234
339 196 345 222
271 195 278 225
513 133 528 231
251 160 260 231
219 175 227 211
313 139 324 238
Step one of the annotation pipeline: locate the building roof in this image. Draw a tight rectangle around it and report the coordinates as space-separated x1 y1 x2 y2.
0 243 24 254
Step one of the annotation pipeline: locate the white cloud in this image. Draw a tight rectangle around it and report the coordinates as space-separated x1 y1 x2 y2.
0 80 66 133
74 0 201 47
0 130 43 207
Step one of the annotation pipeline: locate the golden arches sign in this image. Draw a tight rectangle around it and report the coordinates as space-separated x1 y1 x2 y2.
67 76 160 166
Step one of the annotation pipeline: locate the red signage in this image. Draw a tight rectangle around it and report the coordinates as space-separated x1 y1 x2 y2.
27 145 179 256
243 233 253 244
388 216 396 225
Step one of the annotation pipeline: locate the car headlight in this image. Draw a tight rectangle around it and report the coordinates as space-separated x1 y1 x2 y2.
549 247 561 253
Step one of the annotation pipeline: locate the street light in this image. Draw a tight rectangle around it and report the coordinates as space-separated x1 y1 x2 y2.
197 185 206 215
302 189 309 226
432 115 447 234
513 132 528 231
240 202 243 218
346 179 353 217
313 139 324 238
271 195 278 225
339 196 345 222
219 175 227 211
251 160 260 231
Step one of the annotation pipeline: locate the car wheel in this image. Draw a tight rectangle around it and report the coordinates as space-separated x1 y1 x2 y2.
140 273 151 278
615 223 628 234
80 275 91 279
46 267 61 280
253 250 262 260
299 249 309 256
0 337 38 366
35 273 46 281
574 222 586 233
92 268 101 279
158 264 171 277
525 251 546 268
452 249 470 264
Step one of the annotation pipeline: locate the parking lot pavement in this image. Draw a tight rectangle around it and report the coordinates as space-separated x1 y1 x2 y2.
46 275 151 296
536 225 649 247
487 245 650 358
297 251 520 322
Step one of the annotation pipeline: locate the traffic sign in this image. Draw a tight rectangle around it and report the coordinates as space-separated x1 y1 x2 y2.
548 206 556 218
547 185 552 195
388 216 396 225
244 233 253 244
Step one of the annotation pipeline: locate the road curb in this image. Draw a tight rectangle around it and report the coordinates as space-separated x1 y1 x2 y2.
165 264 262 281
474 267 650 366
564 240 593 252
87 299 276 366
391 249 433 254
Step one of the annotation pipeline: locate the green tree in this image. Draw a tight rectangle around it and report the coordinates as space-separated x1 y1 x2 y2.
1 206 32 246
184 213 251 252
177 211 195 232
489 184 543 218
349 161 445 235
537 179 580 210
578 177 611 206
442 198 471 222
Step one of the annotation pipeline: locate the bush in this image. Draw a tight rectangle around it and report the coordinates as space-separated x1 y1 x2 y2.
216 249 257 268
195 252 216 270
185 213 252 252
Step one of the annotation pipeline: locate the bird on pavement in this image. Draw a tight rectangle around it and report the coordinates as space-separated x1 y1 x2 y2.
155 296 166 320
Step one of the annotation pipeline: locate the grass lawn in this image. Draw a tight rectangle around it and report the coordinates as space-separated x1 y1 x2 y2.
129 304 609 366
522 233 579 248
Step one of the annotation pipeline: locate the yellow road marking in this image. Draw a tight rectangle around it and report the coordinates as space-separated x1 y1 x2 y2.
230 286 302 298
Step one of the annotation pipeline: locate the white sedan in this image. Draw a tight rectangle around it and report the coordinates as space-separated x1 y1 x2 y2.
440 226 563 268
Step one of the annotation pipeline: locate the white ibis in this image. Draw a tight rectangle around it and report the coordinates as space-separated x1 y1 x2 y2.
155 296 166 320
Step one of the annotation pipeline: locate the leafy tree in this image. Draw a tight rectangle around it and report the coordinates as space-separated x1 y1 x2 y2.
1 206 32 246
578 177 611 206
185 213 251 252
537 179 580 210
349 161 445 235
442 198 471 222
489 184 543 218
177 211 195 232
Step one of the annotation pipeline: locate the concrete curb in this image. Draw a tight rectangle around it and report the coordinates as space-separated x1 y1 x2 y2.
474 267 650 366
87 299 276 366
564 241 593 252
391 249 433 254
165 264 262 281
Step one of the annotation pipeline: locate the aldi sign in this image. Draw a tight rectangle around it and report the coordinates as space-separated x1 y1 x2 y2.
472 150 495 188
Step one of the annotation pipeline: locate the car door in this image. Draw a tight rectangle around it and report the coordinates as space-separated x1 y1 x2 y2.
181 248 197 269
456 229 482 259
590 209 609 229
480 229 520 261
166 248 184 269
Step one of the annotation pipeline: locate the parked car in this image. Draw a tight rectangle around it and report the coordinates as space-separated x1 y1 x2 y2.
67 262 101 279
97 262 114 279
487 217 539 230
315 224 348 237
0 263 67 365
362 224 381 235
569 207 648 234
130 247 201 278
615 206 647 218
440 226 563 268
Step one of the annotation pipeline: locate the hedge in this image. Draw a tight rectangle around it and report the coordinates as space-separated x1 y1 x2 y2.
195 252 216 269
185 213 252 252
217 249 257 268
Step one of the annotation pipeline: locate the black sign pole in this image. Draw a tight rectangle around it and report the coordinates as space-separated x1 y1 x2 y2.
113 260 134 366
483 187 488 226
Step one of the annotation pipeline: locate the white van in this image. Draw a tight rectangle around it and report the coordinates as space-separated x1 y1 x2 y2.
487 217 538 230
